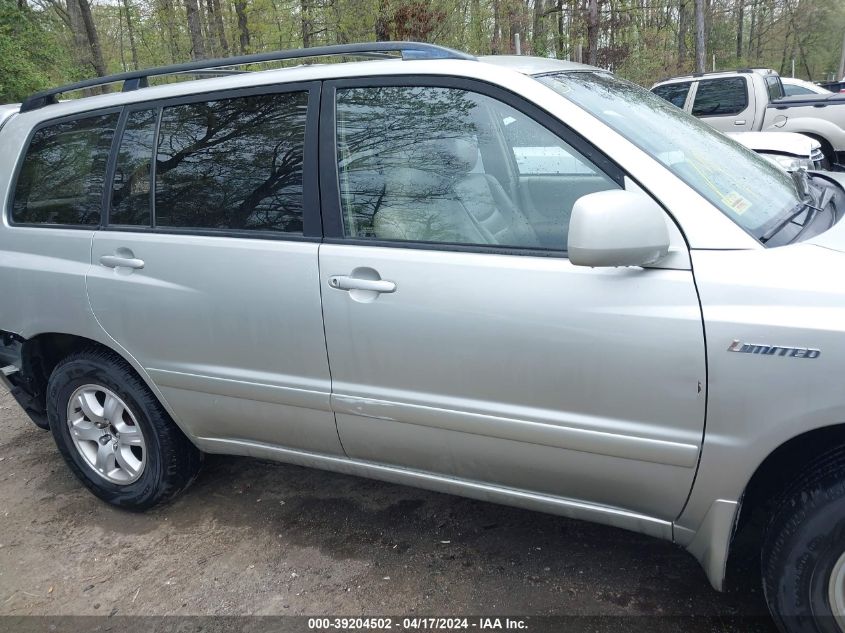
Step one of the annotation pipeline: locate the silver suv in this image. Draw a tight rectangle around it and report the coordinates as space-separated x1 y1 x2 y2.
1 43 844 632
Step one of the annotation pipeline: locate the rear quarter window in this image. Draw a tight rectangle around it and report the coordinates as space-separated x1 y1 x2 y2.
652 82 692 109
11 113 118 225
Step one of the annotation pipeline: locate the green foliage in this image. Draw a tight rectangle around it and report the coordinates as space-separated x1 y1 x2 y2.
0 1 79 102
1 0 844 100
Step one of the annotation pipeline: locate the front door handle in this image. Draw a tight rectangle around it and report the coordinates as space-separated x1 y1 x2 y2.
329 275 396 294
100 255 145 270
733 120 746 125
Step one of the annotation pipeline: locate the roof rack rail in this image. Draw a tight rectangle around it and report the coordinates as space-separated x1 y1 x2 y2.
659 67 755 82
20 41 476 113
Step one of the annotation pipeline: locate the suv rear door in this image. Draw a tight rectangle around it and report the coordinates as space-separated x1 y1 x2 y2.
317 77 707 526
86 83 343 456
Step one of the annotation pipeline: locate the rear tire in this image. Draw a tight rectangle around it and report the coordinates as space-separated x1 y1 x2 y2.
762 447 845 633
46 348 202 510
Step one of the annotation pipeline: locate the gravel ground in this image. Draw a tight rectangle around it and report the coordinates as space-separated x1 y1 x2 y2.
0 386 776 632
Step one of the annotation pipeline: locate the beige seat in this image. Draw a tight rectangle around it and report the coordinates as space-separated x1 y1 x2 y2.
374 136 540 247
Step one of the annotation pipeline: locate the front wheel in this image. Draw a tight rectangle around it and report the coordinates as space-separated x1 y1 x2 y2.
762 448 845 633
46 348 202 510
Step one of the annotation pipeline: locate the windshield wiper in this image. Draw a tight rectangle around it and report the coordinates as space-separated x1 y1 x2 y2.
760 183 833 244
760 202 818 244
759 172 829 244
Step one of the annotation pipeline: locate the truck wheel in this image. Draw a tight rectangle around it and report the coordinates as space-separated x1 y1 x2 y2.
762 447 845 633
46 348 202 511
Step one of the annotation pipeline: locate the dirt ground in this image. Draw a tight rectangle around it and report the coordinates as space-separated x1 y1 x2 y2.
0 385 776 632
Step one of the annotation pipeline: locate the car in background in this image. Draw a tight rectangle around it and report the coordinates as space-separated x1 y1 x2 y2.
651 68 845 168
729 130 825 171
781 77 832 97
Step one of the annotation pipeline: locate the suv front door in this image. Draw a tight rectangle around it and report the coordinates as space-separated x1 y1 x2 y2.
318 78 707 526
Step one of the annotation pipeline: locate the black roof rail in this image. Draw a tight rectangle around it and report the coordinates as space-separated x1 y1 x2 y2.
20 41 476 113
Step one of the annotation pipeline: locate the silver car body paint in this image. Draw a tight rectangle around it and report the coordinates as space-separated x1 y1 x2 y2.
0 55 843 592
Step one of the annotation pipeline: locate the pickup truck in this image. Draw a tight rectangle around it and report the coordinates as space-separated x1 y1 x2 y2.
652 68 845 167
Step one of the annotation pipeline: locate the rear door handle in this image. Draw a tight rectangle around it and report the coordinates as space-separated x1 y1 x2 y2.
733 120 746 125
99 255 145 270
329 275 396 293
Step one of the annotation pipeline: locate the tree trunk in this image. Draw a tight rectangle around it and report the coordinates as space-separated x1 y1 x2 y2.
77 0 107 76
693 0 705 72
678 0 688 64
158 0 180 63
122 0 139 70
375 0 390 40
839 31 845 80
234 1 250 53
556 0 564 58
735 0 743 60
211 0 229 55
66 0 88 65
506 0 520 54
471 0 484 52
532 0 545 56
301 0 311 48
748 0 756 57
185 0 207 59
586 0 598 65
492 0 501 54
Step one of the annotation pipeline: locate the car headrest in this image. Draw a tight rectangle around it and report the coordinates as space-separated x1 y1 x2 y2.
422 135 478 173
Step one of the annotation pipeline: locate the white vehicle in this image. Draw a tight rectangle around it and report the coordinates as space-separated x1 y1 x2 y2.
1 44 845 633
781 77 833 97
652 68 845 167
729 130 825 171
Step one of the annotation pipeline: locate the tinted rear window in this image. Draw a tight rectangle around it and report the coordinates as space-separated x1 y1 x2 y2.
12 113 118 225
110 109 157 226
652 82 691 108
154 91 308 233
692 78 748 116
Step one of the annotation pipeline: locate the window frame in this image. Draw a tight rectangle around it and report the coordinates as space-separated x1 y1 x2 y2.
7 106 123 230
319 75 625 258
102 81 322 241
765 75 785 101
690 76 750 118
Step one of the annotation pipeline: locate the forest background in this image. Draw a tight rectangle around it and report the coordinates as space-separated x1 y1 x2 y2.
2 0 844 104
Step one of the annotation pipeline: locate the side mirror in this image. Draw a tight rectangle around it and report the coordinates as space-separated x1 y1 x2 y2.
568 189 670 267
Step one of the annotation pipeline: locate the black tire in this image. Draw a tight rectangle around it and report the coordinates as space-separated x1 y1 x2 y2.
762 447 845 633
46 347 202 511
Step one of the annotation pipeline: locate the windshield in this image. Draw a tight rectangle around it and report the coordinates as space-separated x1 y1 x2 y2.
537 71 802 241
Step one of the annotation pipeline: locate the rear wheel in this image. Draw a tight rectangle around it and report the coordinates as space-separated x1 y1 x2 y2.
762 447 845 633
46 348 202 510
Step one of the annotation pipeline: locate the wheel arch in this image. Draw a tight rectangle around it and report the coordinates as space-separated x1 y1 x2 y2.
724 423 845 588
13 331 193 443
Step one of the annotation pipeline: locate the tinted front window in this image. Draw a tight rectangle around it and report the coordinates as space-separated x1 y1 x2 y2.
335 86 617 249
652 82 691 108
692 78 748 116
12 114 118 225
111 109 157 226
155 91 307 232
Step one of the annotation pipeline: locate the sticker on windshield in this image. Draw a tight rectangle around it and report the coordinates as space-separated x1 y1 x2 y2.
723 191 752 215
